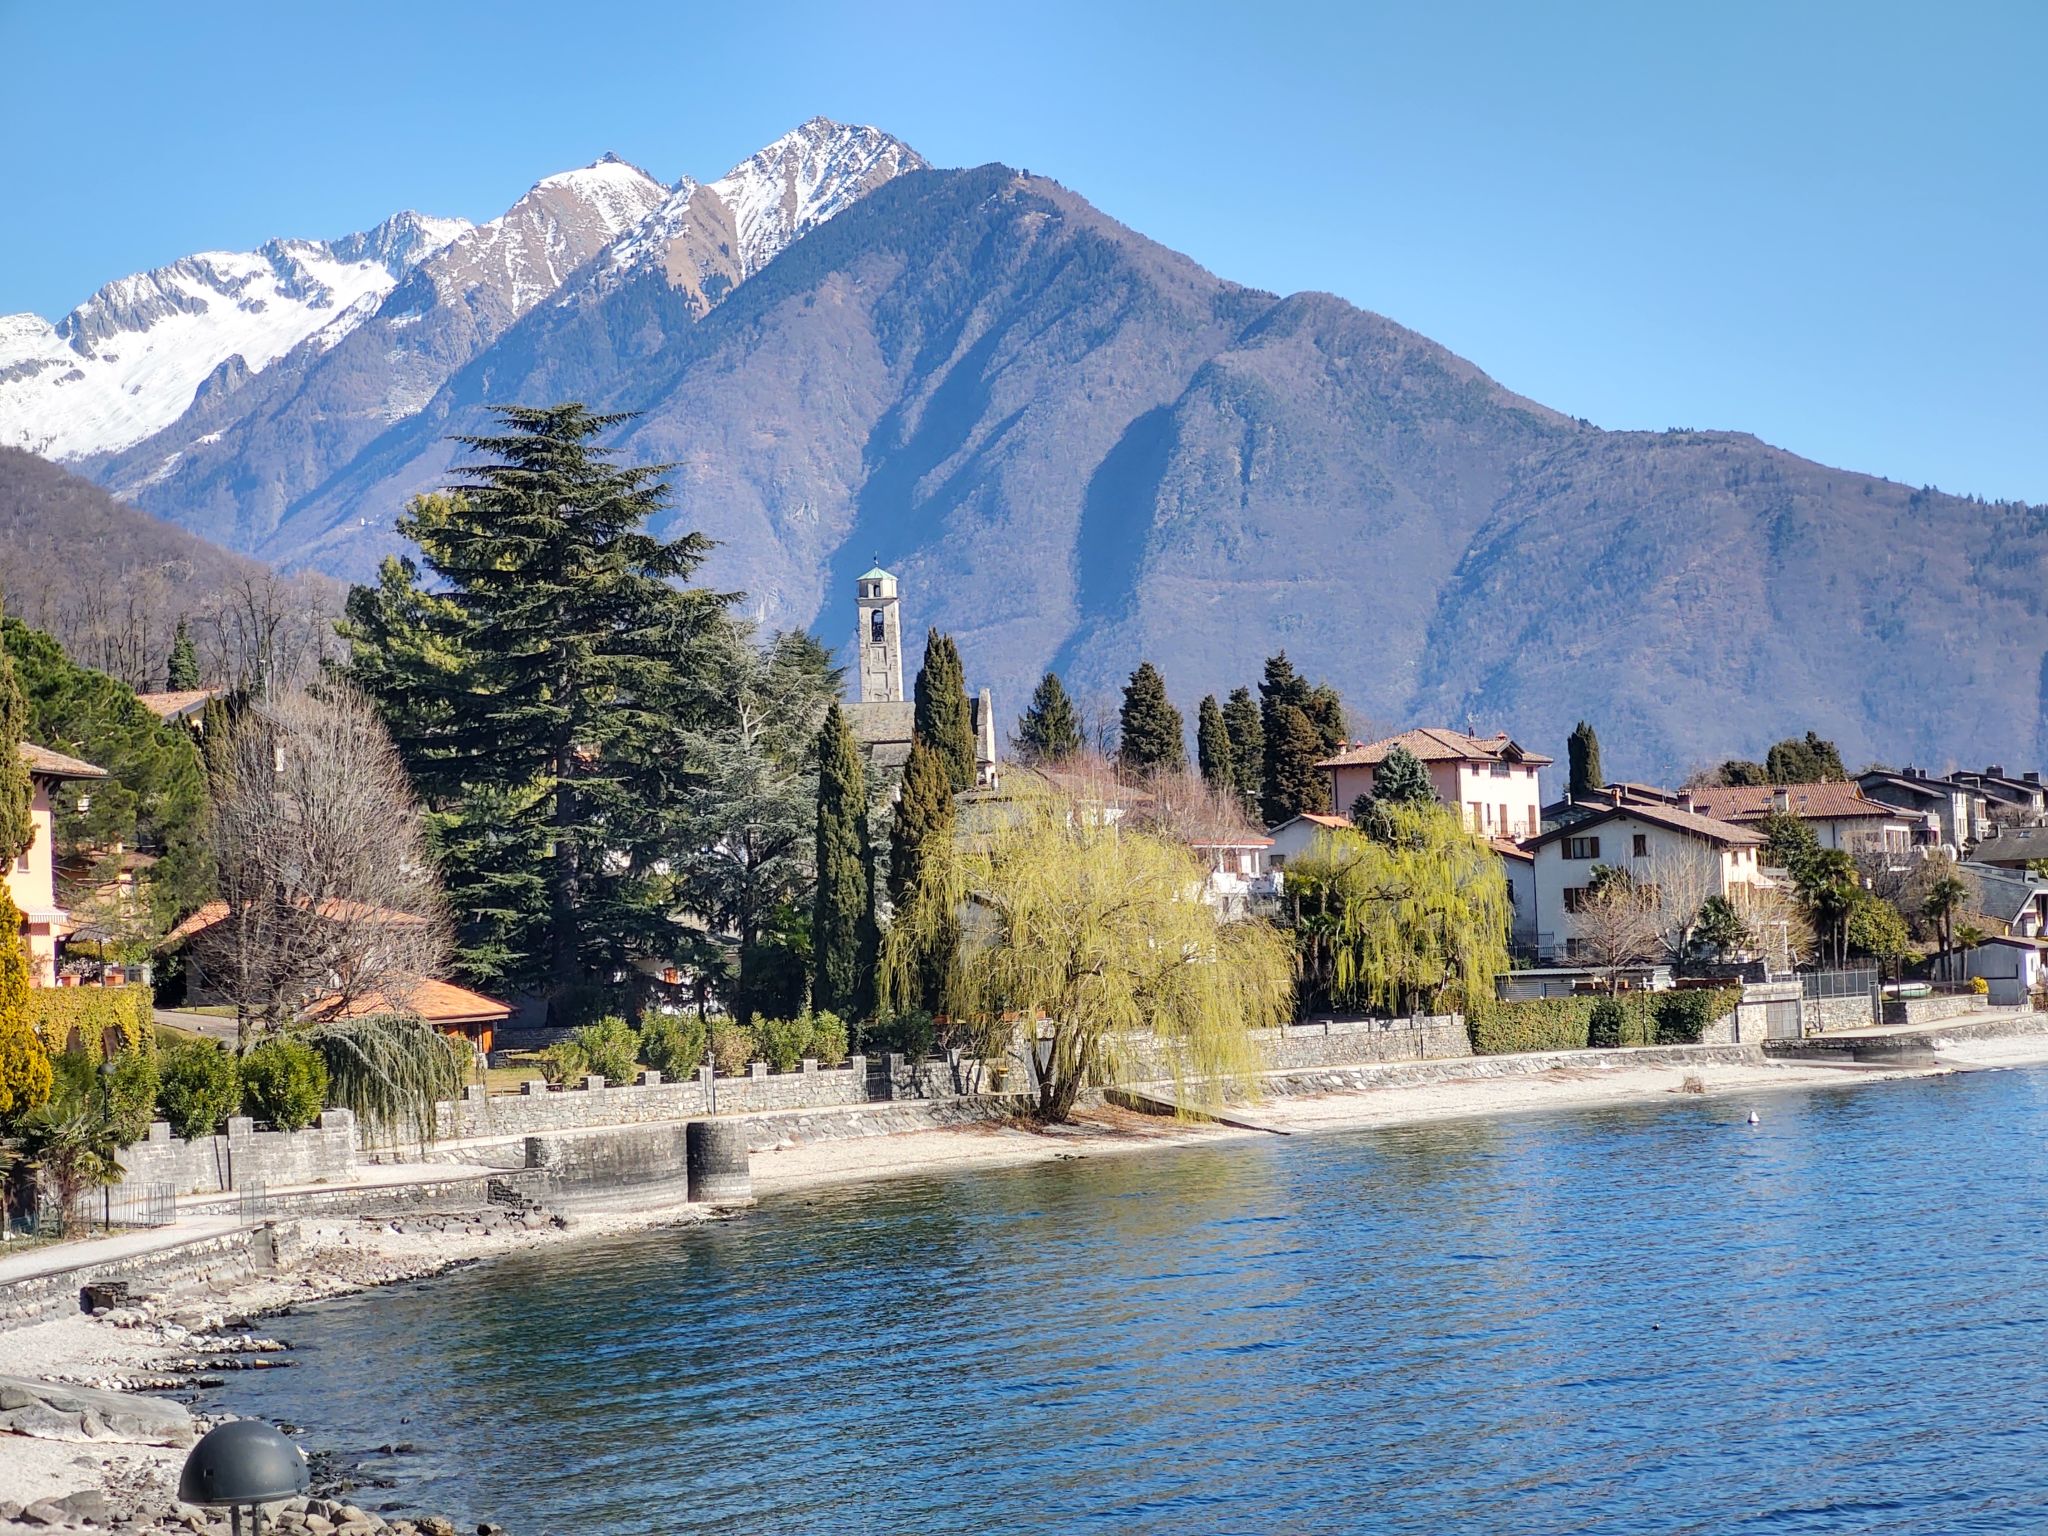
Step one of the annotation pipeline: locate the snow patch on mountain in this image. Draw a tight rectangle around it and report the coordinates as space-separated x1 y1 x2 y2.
429 155 668 316
0 210 469 461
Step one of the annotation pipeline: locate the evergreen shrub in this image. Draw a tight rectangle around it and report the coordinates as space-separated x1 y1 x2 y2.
103 1046 161 1143
26 984 153 1058
757 1014 812 1073
710 1020 757 1077
638 1013 707 1079
1651 989 1724 1045
1587 998 1626 1049
240 1036 329 1130
808 1011 850 1067
1468 987 1741 1056
570 1015 639 1084
157 1041 240 1138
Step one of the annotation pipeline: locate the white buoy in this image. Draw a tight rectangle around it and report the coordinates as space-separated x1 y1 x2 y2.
1747 1111 1760 1125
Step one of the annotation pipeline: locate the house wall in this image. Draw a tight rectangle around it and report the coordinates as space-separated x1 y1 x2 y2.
1531 815 1757 961
1500 857 1537 947
1962 943 2042 1007
1327 760 1542 840
6 775 65 986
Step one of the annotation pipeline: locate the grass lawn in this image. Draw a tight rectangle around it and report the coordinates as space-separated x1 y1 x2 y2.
484 1051 554 1093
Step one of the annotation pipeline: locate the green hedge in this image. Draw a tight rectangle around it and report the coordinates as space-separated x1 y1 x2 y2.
27 984 153 1058
1469 986 1740 1056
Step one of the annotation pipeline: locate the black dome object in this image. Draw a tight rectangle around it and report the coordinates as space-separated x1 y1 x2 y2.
178 1420 309 1506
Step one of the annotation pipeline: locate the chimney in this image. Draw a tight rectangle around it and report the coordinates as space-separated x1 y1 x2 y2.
1609 785 1623 807
2027 772 2042 786
1904 764 1921 779
1987 765 2005 778
1771 787 1790 813
1679 791 1694 813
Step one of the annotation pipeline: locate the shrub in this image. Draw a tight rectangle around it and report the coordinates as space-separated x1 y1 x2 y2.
638 1013 708 1079
538 1038 584 1085
1969 976 1990 996
25 984 153 1059
871 1007 937 1061
1587 998 1626 1049
808 1010 850 1068
1652 989 1722 1045
709 1020 756 1077
240 1036 330 1130
570 1015 639 1084
757 1015 811 1074
157 1041 240 1138
103 1047 162 1144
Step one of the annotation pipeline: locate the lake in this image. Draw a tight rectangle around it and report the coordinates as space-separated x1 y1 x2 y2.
209 1066 2048 1534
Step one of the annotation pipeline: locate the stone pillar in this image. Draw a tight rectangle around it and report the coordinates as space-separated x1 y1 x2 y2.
749 1061 768 1080
521 1079 548 1095
686 1120 752 1204
463 1084 487 1102
581 1074 606 1092
637 1070 663 1087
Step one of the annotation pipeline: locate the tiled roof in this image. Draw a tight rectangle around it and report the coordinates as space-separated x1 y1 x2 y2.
1490 837 1534 862
1525 800 1763 851
133 688 220 721
160 897 432 946
1316 726 1554 770
1685 782 1909 823
19 742 106 780
304 977 512 1026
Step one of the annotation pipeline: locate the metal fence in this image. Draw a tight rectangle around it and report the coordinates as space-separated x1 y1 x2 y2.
31 1182 176 1239
238 1181 270 1221
1800 967 1880 1001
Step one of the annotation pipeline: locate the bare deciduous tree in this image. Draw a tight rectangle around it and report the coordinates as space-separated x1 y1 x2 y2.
1572 879 1665 991
1734 880 1813 975
199 685 449 1048
1646 846 1724 963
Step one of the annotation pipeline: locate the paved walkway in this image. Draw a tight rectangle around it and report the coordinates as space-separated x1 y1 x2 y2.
1820 1007 2044 1041
0 1215 246 1287
153 1007 237 1043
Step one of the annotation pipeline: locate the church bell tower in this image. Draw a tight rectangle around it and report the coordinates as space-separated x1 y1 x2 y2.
856 566 903 704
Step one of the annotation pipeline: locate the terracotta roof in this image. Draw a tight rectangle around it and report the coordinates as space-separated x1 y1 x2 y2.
1188 835 1274 849
1276 812 1353 833
1684 783 1910 823
133 688 220 722
304 977 512 1026
1525 800 1763 851
1490 837 1534 862
160 897 432 946
1316 727 1554 770
19 742 107 780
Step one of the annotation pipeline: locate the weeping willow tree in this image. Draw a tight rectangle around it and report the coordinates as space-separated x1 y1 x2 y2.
299 1013 467 1148
884 796 1293 1123
1286 805 1510 1017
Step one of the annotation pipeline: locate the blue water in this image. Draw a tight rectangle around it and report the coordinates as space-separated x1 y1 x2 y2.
210 1067 2048 1534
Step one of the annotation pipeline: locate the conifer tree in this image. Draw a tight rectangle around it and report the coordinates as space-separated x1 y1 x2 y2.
1222 687 1263 814
1196 694 1234 790
887 739 958 1011
813 702 874 1021
0 888 51 1125
1118 662 1185 775
1258 653 1311 821
340 406 730 999
1374 743 1435 806
166 619 201 691
1304 683 1346 756
1568 721 1603 801
1263 703 1327 825
0 606 32 866
913 630 976 792
1014 672 1083 764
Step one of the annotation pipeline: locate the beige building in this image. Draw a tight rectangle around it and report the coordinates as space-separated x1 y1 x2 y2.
7 742 108 986
1314 727 1552 841
1683 781 1926 864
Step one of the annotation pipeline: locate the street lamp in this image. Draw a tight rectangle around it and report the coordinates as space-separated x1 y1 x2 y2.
178 1419 309 1534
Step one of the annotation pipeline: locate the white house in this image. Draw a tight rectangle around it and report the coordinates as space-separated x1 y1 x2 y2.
1187 834 1278 920
1684 782 1927 865
1856 768 1980 852
1264 812 1352 872
1523 799 1766 963
1314 727 1552 842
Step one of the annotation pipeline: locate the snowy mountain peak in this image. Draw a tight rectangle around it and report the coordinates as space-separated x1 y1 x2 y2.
0 210 468 461
434 158 669 316
583 120 924 312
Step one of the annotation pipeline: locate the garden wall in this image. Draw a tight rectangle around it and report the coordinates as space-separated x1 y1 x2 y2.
1881 994 1988 1027
108 1111 358 1199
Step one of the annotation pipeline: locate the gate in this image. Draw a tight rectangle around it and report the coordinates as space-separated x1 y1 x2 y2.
1763 999 1804 1041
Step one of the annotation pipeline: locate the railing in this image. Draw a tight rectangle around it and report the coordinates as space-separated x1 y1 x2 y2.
1800 967 1879 1001
29 1181 176 1239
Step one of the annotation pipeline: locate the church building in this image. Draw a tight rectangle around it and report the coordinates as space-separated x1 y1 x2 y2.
845 566 998 783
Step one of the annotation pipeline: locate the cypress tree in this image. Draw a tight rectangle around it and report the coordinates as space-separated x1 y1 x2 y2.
1015 672 1083 764
888 739 958 1011
1222 687 1263 814
1304 683 1346 756
166 619 201 691
1258 653 1311 821
1196 694 1233 790
1118 662 1185 775
813 703 873 1020
913 629 976 791
1374 743 1435 806
0 606 33 865
1568 721 1603 801
339 406 729 998
1264 704 1327 824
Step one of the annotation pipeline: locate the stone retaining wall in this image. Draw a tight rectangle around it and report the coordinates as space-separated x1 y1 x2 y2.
109 1112 357 1199
1882 994 1989 1026
0 1223 292 1332
1237 1041 1764 1103
1118 1015 1468 1085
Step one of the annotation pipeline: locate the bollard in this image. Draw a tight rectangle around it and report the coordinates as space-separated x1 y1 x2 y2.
686 1119 752 1204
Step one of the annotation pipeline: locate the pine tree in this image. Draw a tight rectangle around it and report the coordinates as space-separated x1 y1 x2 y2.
1374 743 1435 806
0 606 33 866
1196 694 1233 790
813 702 874 1021
913 630 976 792
1118 662 1185 775
887 739 958 1011
1264 704 1327 825
1304 683 1346 755
1568 721 1603 801
1221 687 1263 814
340 406 730 999
165 619 201 691
1014 672 1083 764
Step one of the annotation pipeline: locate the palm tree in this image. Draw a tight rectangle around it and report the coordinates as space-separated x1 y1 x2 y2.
1923 870 1970 979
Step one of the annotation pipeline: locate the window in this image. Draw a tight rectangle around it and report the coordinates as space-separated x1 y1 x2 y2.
13 849 26 874
870 609 885 643
1563 886 1590 913
1491 762 1511 778
1632 834 1648 858
1466 802 1481 829
1565 836 1600 861
1500 804 1511 833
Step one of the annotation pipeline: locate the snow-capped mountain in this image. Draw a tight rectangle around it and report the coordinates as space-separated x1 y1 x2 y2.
0 211 469 461
584 119 925 313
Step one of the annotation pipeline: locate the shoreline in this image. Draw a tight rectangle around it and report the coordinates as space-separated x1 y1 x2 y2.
7 1031 2048 1526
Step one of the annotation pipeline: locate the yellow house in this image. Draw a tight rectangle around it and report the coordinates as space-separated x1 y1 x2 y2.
8 742 108 985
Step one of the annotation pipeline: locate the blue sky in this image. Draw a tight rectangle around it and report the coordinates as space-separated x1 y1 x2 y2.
3 0 2042 500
